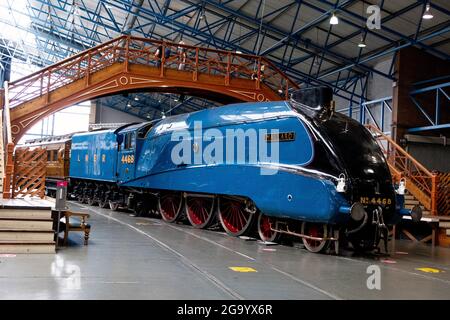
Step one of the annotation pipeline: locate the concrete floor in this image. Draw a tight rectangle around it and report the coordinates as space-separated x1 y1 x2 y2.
1 201 450 300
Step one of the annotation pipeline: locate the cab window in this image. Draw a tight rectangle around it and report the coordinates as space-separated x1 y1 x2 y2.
137 123 153 139
124 132 135 150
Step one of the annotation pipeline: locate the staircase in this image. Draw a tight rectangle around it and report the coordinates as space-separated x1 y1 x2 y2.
0 208 55 253
365 124 441 216
404 193 430 216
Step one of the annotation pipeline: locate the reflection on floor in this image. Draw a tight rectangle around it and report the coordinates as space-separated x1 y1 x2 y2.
0 201 449 300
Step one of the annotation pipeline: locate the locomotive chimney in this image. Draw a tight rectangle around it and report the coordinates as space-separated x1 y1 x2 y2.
290 86 334 121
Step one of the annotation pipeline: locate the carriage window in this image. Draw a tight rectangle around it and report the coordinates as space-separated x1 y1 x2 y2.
47 150 51 161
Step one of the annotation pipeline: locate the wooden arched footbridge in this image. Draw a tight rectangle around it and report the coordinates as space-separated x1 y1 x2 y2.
0 35 298 142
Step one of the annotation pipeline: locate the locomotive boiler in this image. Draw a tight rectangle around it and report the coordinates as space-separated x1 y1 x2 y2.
68 87 421 253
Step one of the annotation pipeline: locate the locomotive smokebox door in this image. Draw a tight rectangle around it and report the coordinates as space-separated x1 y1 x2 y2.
55 180 68 211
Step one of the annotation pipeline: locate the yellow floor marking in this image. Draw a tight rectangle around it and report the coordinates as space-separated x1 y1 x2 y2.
415 267 441 273
229 267 257 273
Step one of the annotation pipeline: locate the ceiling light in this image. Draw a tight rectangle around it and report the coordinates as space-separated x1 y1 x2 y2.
423 4 433 19
127 102 131 107
174 98 179 102
199 10 205 20
134 96 139 101
161 112 166 119
358 35 367 48
329 12 339 25
235 50 242 54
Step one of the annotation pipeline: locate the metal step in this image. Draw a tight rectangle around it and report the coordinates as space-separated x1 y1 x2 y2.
0 240 55 254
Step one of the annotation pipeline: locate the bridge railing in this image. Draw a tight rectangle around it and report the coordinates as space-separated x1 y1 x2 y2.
7 35 298 109
8 37 123 108
365 124 439 215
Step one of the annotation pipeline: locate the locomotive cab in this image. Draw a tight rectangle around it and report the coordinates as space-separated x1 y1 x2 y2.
116 122 155 183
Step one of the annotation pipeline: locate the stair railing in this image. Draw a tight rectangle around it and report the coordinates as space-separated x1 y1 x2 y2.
365 124 438 215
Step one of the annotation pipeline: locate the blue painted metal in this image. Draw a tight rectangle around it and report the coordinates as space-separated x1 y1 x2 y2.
70 129 118 182
338 96 393 133
25 0 382 103
0 48 12 87
310 0 450 61
318 26 450 81
69 101 348 222
413 75 450 87
409 81 449 130
68 99 412 225
407 123 450 133
410 81 450 94
0 0 447 122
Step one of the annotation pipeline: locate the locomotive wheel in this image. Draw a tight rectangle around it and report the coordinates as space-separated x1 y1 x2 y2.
80 195 88 204
109 200 120 211
134 201 150 217
301 222 330 253
185 196 216 229
257 214 280 242
98 198 109 208
158 192 183 223
218 197 255 237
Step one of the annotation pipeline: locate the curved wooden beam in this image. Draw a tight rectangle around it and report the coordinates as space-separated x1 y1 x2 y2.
5 36 298 142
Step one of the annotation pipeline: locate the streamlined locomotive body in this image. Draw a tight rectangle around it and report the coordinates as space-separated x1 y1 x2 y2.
69 88 420 253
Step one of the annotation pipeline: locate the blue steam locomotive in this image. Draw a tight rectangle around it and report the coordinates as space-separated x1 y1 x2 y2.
69 87 421 253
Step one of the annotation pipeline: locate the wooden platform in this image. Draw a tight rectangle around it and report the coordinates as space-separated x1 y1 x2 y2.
0 197 54 210
398 214 450 248
0 197 55 253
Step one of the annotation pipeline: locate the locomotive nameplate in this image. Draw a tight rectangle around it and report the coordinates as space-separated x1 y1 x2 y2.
265 132 295 142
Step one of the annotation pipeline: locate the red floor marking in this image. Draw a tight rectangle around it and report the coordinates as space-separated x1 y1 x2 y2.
381 258 397 264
